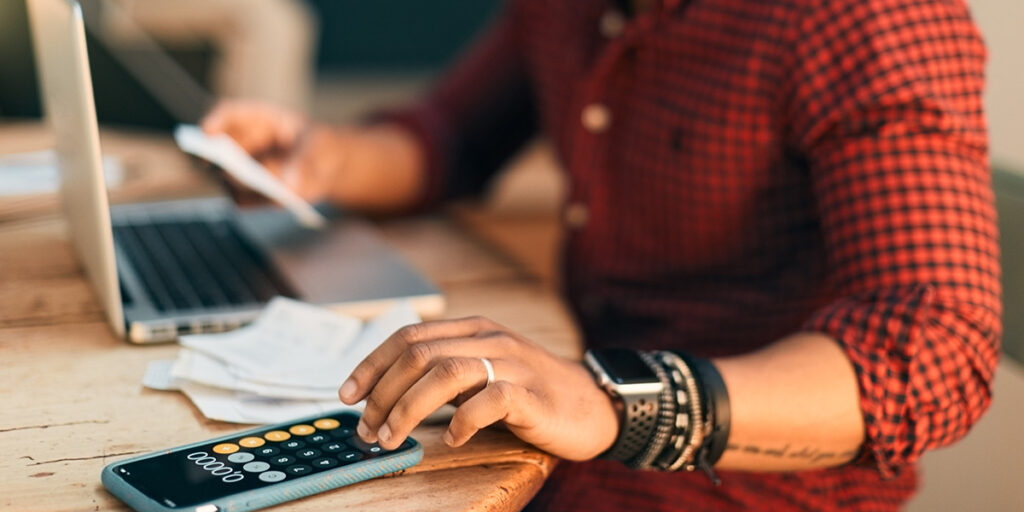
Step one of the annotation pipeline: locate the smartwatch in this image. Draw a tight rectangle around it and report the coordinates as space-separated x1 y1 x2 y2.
583 348 666 462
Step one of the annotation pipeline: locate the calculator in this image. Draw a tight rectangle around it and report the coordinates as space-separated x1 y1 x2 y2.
102 411 422 512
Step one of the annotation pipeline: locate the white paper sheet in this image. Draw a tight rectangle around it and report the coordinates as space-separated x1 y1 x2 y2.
143 298 421 424
173 124 326 229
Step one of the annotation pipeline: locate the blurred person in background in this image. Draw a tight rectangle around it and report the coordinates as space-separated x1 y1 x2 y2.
202 0 1001 510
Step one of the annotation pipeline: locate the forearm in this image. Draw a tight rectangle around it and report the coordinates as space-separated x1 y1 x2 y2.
333 124 426 214
713 332 864 471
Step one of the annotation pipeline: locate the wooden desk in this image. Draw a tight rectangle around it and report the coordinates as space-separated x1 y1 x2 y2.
0 123 577 511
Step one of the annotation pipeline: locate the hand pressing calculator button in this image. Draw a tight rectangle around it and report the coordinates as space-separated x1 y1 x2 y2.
104 411 422 512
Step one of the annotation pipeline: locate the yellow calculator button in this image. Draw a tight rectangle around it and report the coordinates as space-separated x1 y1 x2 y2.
212 443 239 454
239 436 265 448
313 418 340 430
264 430 291 442
289 424 315 436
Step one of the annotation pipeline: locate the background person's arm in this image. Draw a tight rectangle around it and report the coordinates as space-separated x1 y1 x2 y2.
201 4 536 214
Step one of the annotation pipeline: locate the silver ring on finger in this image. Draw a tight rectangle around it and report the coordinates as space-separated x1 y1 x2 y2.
479 357 495 386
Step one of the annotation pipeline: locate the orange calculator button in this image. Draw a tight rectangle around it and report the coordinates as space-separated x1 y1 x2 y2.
289 424 315 436
313 418 340 430
264 430 291 442
239 436 265 448
212 443 239 454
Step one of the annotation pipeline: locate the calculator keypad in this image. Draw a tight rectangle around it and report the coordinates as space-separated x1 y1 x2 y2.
182 413 400 487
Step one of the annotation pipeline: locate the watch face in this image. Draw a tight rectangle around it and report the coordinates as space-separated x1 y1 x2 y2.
591 348 658 385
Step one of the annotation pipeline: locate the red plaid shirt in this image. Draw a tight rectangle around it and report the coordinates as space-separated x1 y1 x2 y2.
388 0 1001 510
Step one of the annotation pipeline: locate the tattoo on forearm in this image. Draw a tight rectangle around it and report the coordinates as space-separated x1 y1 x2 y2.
725 443 858 463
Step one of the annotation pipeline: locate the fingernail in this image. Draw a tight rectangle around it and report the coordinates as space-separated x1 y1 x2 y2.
339 379 357 402
378 424 392 443
442 430 454 446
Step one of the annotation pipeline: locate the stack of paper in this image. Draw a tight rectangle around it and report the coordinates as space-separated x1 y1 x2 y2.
143 297 420 424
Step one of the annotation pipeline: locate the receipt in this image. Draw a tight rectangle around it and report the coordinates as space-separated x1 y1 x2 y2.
145 298 422 424
174 124 326 229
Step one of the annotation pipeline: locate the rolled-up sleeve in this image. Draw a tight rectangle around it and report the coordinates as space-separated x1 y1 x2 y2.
375 2 538 211
786 0 1002 477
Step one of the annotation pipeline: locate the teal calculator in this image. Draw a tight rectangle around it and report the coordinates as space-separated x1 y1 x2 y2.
102 411 422 511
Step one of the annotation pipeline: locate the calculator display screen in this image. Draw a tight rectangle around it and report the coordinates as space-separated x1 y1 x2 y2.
113 413 410 508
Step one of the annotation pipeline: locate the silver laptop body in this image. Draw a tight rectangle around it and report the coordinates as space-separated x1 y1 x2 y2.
27 0 444 343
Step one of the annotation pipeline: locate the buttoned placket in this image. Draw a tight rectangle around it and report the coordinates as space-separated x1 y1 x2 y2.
564 5 666 233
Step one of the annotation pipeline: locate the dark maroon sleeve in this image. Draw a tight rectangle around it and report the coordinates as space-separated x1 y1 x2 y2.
377 4 538 211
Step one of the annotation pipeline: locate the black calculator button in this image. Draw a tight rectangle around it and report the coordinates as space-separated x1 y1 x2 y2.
285 464 313 476
338 450 364 463
258 471 286 483
322 442 347 453
295 448 321 459
255 446 280 457
308 434 330 443
330 427 355 439
348 437 384 455
269 455 296 466
281 440 305 450
311 457 339 469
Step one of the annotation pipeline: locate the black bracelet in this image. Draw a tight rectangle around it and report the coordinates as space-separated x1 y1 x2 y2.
681 354 731 468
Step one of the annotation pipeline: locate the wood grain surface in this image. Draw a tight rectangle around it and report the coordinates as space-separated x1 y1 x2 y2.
0 123 577 511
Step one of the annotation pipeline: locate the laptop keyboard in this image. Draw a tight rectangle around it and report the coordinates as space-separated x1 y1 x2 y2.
113 219 295 312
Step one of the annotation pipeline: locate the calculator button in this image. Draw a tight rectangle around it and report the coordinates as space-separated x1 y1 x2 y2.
289 424 315 436
264 431 291 442
348 437 384 455
295 448 321 460
285 464 313 476
239 437 265 448
330 427 355 439
311 457 339 469
242 461 270 473
258 471 286 483
269 455 296 466
308 434 330 444
313 418 340 430
212 443 239 454
255 446 280 457
322 442 347 453
337 450 364 463
227 452 255 464
281 440 305 450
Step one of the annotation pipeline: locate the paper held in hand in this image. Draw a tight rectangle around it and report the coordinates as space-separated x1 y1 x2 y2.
173 124 327 229
143 297 420 424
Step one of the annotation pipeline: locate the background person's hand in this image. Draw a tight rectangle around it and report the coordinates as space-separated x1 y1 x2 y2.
338 317 621 461
200 99 425 213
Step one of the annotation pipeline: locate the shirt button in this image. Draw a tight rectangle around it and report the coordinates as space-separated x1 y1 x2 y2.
564 202 589 229
581 103 612 133
599 10 626 38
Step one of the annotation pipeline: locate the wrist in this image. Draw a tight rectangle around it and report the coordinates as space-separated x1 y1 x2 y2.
335 124 425 213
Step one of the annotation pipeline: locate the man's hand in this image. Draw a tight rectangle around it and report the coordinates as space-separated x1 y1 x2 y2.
338 316 620 461
200 99 425 213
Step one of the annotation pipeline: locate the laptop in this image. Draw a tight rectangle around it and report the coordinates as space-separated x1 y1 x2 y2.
26 0 444 343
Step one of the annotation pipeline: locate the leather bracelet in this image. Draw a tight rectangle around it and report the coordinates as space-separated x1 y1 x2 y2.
653 351 691 470
685 355 731 467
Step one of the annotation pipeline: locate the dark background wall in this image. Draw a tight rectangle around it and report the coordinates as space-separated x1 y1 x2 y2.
0 0 501 128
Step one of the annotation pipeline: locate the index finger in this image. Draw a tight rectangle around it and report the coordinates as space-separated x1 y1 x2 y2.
338 316 495 404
